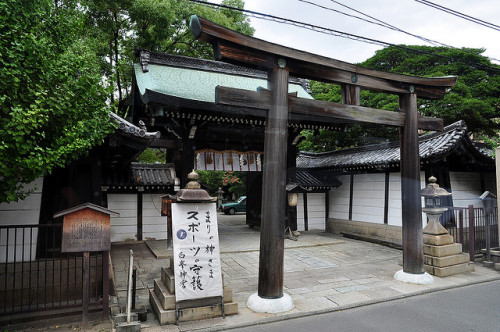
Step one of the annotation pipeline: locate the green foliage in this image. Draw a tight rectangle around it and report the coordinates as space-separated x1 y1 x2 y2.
0 0 113 203
85 0 254 112
196 171 246 196
300 46 500 152
361 46 500 137
135 148 166 163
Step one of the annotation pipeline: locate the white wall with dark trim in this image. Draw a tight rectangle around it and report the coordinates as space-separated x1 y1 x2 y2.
0 177 43 263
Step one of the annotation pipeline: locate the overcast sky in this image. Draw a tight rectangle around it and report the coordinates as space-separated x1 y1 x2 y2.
212 0 500 65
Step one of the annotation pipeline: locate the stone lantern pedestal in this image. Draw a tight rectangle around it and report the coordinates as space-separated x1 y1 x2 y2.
423 221 474 277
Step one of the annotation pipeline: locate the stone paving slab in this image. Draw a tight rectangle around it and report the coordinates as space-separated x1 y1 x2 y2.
109 213 500 332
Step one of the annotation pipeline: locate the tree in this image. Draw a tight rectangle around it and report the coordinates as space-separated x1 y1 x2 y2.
299 46 500 152
85 0 254 111
0 0 113 203
196 171 246 196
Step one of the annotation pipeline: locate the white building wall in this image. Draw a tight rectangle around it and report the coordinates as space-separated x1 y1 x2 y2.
297 193 326 231
329 175 350 220
142 193 167 240
108 194 138 242
450 172 483 208
352 173 385 224
0 177 43 263
387 172 402 226
327 171 426 228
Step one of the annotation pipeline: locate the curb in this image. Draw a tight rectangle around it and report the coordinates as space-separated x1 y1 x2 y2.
188 276 500 332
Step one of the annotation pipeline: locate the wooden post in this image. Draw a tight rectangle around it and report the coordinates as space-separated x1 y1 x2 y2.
137 190 143 241
102 250 110 320
303 193 309 231
496 148 500 248
287 131 298 231
258 63 289 299
325 191 330 229
468 205 475 262
82 251 90 328
399 93 424 274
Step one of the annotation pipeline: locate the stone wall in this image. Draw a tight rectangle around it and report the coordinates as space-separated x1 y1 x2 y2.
326 218 402 248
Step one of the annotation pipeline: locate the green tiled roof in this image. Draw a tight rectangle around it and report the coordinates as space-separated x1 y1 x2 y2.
134 63 313 104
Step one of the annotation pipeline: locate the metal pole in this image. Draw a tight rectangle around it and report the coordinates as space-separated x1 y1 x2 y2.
126 250 134 323
132 268 137 310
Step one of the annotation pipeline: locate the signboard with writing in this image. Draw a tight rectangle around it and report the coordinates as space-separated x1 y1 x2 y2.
60 208 111 253
171 203 223 301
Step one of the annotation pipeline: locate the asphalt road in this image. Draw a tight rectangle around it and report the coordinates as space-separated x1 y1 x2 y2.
229 279 500 332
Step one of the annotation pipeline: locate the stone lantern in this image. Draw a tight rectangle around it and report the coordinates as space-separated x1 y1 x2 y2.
216 187 224 209
421 176 452 236
420 176 474 277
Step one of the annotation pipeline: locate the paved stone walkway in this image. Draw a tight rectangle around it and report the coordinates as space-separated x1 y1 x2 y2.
110 214 500 332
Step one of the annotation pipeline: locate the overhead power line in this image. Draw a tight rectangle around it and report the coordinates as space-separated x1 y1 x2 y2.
183 0 500 73
415 0 500 32
300 0 500 64
299 0 449 47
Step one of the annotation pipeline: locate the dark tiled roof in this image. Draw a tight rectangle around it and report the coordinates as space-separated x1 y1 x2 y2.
297 120 494 171
131 163 174 186
103 163 175 188
294 170 342 190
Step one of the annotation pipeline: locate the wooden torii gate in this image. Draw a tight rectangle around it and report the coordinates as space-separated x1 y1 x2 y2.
190 15 457 309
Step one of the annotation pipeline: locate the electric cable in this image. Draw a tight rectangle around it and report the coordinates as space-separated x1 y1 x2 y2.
415 0 500 32
300 0 500 64
184 0 500 72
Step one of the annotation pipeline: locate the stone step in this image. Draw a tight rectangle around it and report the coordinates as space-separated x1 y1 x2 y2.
423 234 454 246
424 253 470 268
154 277 234 310
425 262 474 277
424 243 463 257
154 278 176 310
161 267 175 295
149 289 238 325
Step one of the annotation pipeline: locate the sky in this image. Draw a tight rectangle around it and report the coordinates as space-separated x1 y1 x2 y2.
212 0 500 65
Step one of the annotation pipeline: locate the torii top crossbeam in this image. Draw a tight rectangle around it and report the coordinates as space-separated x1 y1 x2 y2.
190 16 456 100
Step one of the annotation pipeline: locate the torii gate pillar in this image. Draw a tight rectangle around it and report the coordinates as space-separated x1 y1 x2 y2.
394 93 433 284
247 62 295 313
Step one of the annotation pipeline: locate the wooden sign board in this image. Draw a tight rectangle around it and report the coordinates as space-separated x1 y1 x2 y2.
171 202 223 301
55 203 117 253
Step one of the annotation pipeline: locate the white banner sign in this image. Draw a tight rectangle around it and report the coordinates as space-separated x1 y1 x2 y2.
171 203 223 301
195 150 262 172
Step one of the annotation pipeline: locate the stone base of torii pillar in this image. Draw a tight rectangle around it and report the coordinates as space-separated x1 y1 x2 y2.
394 269 434 285
247 292 294 314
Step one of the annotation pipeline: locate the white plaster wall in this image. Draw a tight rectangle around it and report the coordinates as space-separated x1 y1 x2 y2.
387 172 402 226
0 177 43 263
329 175 350 220
449 172 483 208
352 173 385 224
142 193 167 240
108 194 138 242
297 193 326 231
327 171 426 228
387 171 426 227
